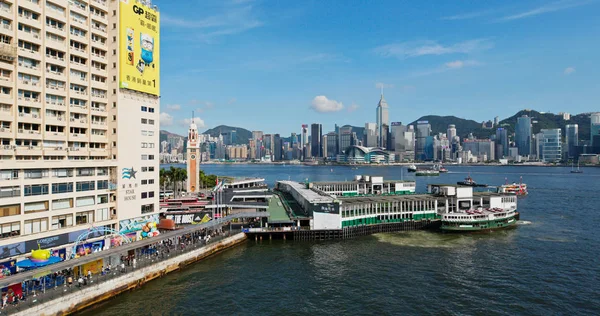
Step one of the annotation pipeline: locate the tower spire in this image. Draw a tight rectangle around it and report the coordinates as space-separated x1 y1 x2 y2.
381 85 384 97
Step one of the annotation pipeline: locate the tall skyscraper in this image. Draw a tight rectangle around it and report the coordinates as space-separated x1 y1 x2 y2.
301 124 308 160
364 123 377 147
0 0 161 258
540 129 562 163
415 121 431 160
263 134 273 159
496 128 509 158
516 115 532 157
591 113 600 146
447 125 457 141
273 134 282 161
310 123 322 158
252 131 263 141
376 92 389 147
325 132 338 158
565 124 578 159
338 126 353 154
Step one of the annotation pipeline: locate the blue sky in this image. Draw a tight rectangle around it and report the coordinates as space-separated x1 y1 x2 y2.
155 0 600 136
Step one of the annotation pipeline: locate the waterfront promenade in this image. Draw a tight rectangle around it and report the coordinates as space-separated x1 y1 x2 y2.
0 212 268 315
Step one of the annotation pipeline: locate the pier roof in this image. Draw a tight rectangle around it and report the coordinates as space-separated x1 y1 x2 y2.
278 181 336 204
267 195 293 223
339 193 439 205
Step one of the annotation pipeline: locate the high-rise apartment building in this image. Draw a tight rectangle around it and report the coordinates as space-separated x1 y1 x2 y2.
301 124 307 160
310 123 321 158
375 93 389 147
591 113 600 146
565 124 578 159
495 127 508 158
447 124 456 142
0 0 161 260
516 115 532 157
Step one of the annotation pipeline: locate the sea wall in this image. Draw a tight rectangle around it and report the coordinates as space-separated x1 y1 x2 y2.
15 233 247 316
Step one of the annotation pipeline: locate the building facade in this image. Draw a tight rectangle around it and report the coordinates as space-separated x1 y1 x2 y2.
0 0 160 260
515 115 532 157
310 123 321 158
186 119 200 193
364 122 377 147
565 124 578 159
415 121 431 161
540 129 562 163
375 93 389 148
591 113 600 146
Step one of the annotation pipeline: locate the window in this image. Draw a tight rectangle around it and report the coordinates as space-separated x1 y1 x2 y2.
95 208 109 222
24 184 49 196
141 204 154 214
51 214 73 230
149 167 155 172
148 119 154 125
141 154 148 160
0 204 20 217
0 186 20 199
77 168 94 176
149 179 154 184
141 167 148 172
141 106 147 112
141 192 147 199
97 168 108 176
141 118 147 124
0 170 18 180
24 218 48 235
76 181 95 192
0 222 20 239
97 180 108 190
148 107 155 113
53 168 73 178
24 169 47 179
75 211 93 225
97 194 108 204
148 155 154 160
52 182 73 194
52 198 72 210
76 196 94 207
149 191 155 198
141 180 147 185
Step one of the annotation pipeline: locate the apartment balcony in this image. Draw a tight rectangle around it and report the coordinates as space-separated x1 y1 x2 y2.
70 31 89 45
45 23 66 37
0 108 12 120
70 45 88 57
70 75 88 86
90 106 107 114
91 93 107 102
70 3 88 17
90 79 107 90
70 89 88 99
17 112 42 124
45 83 66 94
69 60 89 73
45 8 66 22
92 0 108 8
90 24 107 36
44 131 67 141
69 117 88 128
45 100 67 111
68 147 89 156
0 93 13 104
17 129 42 140
45 37 67 52
17 15 41 29
45 54 67 67
19 0 40 13
68 133 87 141
45 115 67 126
15 145 43 156
0 23 13 38
90 148 109 157
0 127 12 138
18 62 41 76
17 96 42 108
18 30 42 46
90 133 107 143
18 79 42 92
0 144 15 156
69 104 89 114
90 52 106 63
43 146 67 156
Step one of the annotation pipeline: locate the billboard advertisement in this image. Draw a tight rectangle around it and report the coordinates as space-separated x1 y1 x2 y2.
119 0 160 95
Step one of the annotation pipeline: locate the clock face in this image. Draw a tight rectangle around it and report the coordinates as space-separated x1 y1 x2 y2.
190 154 196 160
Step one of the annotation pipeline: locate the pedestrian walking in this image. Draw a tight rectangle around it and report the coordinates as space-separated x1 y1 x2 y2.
133 258 137 269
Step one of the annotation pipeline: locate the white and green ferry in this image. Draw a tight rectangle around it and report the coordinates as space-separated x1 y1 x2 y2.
428 184 519 232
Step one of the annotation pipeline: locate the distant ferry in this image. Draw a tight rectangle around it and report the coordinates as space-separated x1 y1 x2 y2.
497 177 528 196
407 164 417 172
415 169 439 176
457 175 487 187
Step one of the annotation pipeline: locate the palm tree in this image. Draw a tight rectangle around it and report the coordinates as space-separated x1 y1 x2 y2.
175 168 187 197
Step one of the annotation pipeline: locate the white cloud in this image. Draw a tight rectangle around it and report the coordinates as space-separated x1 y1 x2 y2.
166 104 181 111
347 103 359 113
564 67 576 75
180 117 206 128
228 98 237 104
374 39 493 59
445 60 481 69
310 96 344 113
159 113 174 127
441 9 495 21
497 0 593 22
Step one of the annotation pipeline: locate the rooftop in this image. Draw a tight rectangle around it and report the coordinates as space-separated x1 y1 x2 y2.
267 195 293 223
339 194 439 205
278 181 336 204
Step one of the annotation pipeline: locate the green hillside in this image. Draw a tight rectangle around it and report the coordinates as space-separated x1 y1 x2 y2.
499 110 590 141
203 125 252 145
409 115 492 139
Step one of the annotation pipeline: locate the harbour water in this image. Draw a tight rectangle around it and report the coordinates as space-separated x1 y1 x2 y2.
83 165 600 315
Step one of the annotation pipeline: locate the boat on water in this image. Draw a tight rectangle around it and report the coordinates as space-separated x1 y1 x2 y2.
497 177 528 195
433 163 448 173
428 184 519 232
415 169 440 176
457 175 487 187
570 161 583 174
407 164 417 172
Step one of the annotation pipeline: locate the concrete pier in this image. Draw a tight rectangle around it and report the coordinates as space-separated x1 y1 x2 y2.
13 233 247 316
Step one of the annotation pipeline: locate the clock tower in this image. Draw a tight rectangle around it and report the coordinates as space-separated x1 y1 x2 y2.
186 115 200 194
